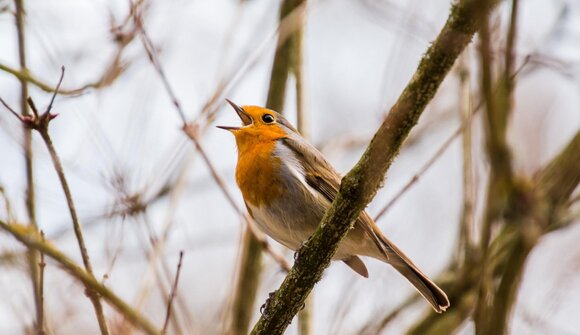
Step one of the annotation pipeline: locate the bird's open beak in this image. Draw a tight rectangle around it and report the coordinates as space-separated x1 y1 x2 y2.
217 99 253 131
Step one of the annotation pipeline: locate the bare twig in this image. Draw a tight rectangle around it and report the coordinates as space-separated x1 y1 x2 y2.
131 4 186 124
12 1 43 333
38 231 46 335
131 3 290 272
357 293 421 335
457 52 475 265
162 251 184 335
1 67 110 335
0 220 162 335
475 1 518 330
373 51 531 224
184 126 291 272
0 4 137 97
196 0 308 127
373 125 463 222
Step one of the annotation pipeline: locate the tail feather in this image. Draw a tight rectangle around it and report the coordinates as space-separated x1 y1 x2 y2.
380 235 450 313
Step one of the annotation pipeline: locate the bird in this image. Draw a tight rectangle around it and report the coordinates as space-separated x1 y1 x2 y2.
218 99 450 313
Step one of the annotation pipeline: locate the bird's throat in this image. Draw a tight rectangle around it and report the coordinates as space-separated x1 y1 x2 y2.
235 139 283 207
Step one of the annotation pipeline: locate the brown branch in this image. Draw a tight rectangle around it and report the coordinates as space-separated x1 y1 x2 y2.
406 130 580 335
457 53 476 265
288 4 312 332
131 5 187 123
38 231 46 335
535 131 580 209
229 228 265 335
12 1 42 333
162 251 184 335
250 1 499 333
371 52 532 224
0 220 161 335
475 1 519 329
486 130 580 334
1 68 110 334
373 124 463 222
129 0 289 273
0 5 137 97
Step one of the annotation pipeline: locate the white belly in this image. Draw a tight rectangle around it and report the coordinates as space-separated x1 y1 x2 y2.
247 201 313 251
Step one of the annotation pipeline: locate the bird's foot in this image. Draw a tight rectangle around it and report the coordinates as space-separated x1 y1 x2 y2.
293 241 309 261
260 291 276 315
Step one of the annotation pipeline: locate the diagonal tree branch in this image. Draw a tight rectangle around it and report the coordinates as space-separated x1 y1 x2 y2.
250 0 499 333
0 220 161 335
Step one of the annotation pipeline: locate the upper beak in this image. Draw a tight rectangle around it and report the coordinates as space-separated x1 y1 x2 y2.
217 99 253 131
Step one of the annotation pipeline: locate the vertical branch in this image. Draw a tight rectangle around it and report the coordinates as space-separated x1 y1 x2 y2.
457 53 475 265
229 1 306 334
38 231 46 335
474 6 498 332
229 228 265 335
162 251 184 335
292 8 308 140
475 0 519 332
289 4 312 334
266 0 305 113
13 1 43 333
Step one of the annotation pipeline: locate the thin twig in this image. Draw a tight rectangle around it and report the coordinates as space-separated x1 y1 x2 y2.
373 125 463 222
0 3 137 97
183 127 291 271
0 220 162 335
131 3 186 124
2 68 110 335
457 52 475 265
373 54 531 224
37 231 46 335
131 4 290 271
196 1 308 127
162 251 184 335
475 1 517 330
13 1 43 333
0 98 22 121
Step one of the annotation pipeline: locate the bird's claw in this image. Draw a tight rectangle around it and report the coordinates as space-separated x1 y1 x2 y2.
260 291 276 315
293 241 308 261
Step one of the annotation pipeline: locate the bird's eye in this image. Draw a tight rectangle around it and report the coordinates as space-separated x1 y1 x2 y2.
262 114 275 123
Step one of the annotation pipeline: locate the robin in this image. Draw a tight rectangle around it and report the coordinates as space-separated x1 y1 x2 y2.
218 99 449 313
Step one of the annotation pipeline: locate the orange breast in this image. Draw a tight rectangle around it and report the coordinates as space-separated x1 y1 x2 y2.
235 139 283 207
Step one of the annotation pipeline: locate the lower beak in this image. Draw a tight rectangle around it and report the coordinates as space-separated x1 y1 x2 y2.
216 125 239 131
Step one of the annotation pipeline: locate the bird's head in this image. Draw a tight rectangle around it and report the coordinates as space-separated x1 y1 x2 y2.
218 99 297 150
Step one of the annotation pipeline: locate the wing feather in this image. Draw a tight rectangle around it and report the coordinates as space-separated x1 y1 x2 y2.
281 134 389 260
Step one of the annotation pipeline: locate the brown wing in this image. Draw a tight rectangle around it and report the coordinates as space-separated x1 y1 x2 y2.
281 135 389 260
282 134 450 312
